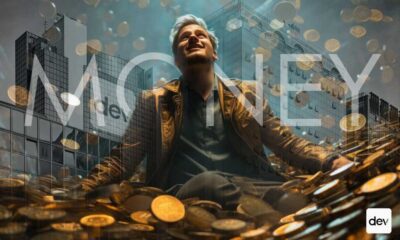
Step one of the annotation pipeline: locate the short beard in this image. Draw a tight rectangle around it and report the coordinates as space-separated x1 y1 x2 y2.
185 55 213 66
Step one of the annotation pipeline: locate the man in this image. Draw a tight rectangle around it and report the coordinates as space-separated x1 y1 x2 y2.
81 14 350 213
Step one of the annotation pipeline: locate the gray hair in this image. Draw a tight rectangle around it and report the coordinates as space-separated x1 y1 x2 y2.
169 14 219 56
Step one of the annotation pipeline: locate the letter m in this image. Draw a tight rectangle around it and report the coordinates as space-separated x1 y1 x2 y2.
25 55 105 127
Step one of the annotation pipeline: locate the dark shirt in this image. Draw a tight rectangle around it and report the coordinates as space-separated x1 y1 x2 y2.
166 77 262 189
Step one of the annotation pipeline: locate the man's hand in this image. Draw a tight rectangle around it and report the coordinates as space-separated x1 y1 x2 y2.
330 156 353 170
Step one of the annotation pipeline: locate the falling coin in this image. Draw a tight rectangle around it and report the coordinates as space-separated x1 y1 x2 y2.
80 214 115 228
130 210 153 224
294 91 309 108
339 113 366 132
350 25 367 38
340 8 353 23
151 195 185 223
254 47 272 62
129 223 154 232
7 85 32 107
274 1 296 22
360 173 398 195
117 21 130 37
43 26 61 44
211 218 247 234
87 39 102 54
296 54 315 71
381 65 394 83
51 222 82 232
259 31 279 49
60 139 80 151
324 38 341 52
273 220 305 237
303 29 320 42
369 9 383 22
352 5 371 22
366 39 380 53
137 0 150 9
382 15 393 23
105 42 119 56
321 115 335 129
39 0 57 19
293 15 304 24
270 19 284 30
132 37 146 51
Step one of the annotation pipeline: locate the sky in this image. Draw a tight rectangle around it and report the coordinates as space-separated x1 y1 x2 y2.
0 0 399 108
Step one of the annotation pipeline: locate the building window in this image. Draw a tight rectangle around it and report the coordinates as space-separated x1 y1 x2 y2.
76 152 87 171
26 116 38 138
11 153 24 172
0 150 11 171
39 142 51 161
52 145 63 164
0 106 10 130
11 134 24 154
11 110 24 134
51 123 63 146
87 133 98 156
99 138 110 158
87 155 98 171
76 130 87 153
39 160 51 175
64 150 75 168
39 119 50 142
26 139 38 158
25 157 38 175
0 131 10 151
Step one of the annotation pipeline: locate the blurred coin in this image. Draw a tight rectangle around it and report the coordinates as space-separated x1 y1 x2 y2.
39 0 57 19
366 39 380 53
0 177 25 189
123 194 153 212
0 222 27 235
352 5 370 22
259 31 279 49
360 172 398 195
87 39 102 54
273 220 305 238
381 65 394 83
0 205 12 221
18 206 66 221
130 210 152 224
60 139 80 151
211 218 247 234
151 195 185 223
280 213 295 224
294 91 309 108
270 84 284 97
328 162 355 179
270 19 284 30
137 0 150 8
129 223 154 232
339 113 366 132
296 54 315 71
185 206 216 230
7 85 32 107
75 42 87 56
191 200 223 212
321 115 335 129
293 15 304 24
133 37 146 50
350 25 367 38
103 9 114 21
274 1 296 22
324 38 341 52
44 26 61 44
117 21 130 37
313 179 341 199
340 8 353 23
326 209 362 231
303 29 320 42
51 222 82 232
254 47 272 61
240 227 268 239
80 214 115 228
226 18 243 32
369 9 383 22
105 41 119 56
382 16 393 22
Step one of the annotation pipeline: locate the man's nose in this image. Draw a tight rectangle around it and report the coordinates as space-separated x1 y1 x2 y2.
188 34 199 44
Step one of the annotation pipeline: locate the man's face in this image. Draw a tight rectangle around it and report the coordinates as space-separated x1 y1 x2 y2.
174 24 218 69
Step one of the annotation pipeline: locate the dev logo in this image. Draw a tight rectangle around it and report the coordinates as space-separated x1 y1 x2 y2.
366 208 392 234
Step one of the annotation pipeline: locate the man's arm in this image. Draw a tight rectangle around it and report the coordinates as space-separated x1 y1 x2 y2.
81 91 152 191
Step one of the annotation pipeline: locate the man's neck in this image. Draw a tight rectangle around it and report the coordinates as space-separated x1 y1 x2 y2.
182 65 215 101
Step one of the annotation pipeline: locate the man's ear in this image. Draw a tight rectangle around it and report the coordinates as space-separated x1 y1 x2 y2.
213 51 218 61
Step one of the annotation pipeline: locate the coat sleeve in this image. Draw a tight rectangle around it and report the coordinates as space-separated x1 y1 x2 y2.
81 90 152 191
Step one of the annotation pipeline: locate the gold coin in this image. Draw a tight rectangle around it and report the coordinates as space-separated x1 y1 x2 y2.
270 19 284 30
352 5 370 22
151 195 185 223
117 21 130 37
382 16 393 23
325 38 341 52
273 1 296 22
296 54 315 71
240 227 267 239
366 39 380 53
7 85 31 107
339 113 366 132
350 25 367 38
211 218 247 233
340 8 353 23
303 29 320 42
313 179 340 198
360 173 398 194
280 213 295 224
0 222 27 235
381 65 394 83
130 210 152 224
293 15 304 24
0 178 25 189
273 221 305 237
259 31 279 49
51 222 82 232
369 9 383 22
80 214 115 228
321 115 335 129
60 139 80 151
294 91 309 108
129 223 154 232
87 39 102 54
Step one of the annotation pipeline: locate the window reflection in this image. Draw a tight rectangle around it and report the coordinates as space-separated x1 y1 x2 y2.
51 123 63 146
11 134 24 154
76 152 87 171
52 145 63 164
39 142 51 161
0 149 10 170
0 106 10 130
11 153 24 172
39 119 50 142
0 131 10 150
25 157 38 175
11 110 24 134
64 150 75 168
26 139 38 158
99 137 110 157
39 160 51 175
87 155 98 171
76 130 87 153
87 133 98 156
26 116 38 138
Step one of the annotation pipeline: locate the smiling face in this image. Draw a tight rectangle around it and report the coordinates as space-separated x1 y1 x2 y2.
174 24 218 70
